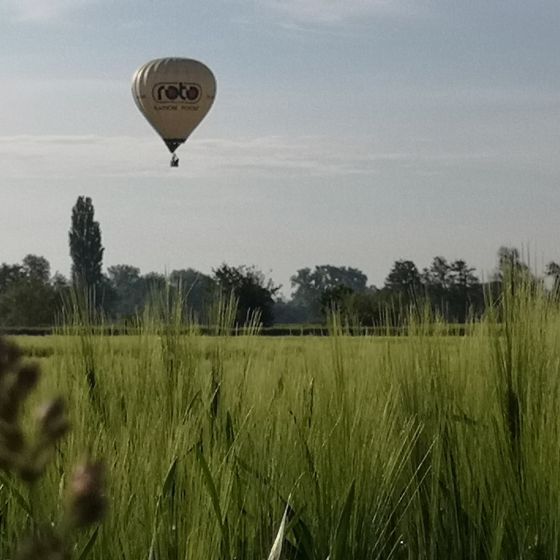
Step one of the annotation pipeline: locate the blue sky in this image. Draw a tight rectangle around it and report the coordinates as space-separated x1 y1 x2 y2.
1 0 559 293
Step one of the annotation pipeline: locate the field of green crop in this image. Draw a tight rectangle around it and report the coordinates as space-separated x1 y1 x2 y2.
3 285 560 559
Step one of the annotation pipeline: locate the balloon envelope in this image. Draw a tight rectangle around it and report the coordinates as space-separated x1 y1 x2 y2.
131 58 216 154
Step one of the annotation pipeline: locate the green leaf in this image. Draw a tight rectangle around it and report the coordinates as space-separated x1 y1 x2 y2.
195 447 231 559
332 482 355 560
148 457 178 560
289 507 315 560
0 473 33 519
78 526 99 560
162 457 178 499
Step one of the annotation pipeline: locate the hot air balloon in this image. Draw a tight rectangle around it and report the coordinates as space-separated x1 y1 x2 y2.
131 58 216 167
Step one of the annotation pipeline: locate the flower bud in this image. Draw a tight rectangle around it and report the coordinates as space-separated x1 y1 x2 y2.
67 461 107 528
37 398 69 443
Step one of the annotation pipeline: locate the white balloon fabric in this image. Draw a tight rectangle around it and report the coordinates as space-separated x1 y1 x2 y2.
131 58 216 157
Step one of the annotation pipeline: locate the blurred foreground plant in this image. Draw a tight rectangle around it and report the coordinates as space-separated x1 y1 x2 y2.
0 336 106 559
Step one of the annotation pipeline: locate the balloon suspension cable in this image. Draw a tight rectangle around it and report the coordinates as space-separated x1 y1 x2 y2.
170 154 179 168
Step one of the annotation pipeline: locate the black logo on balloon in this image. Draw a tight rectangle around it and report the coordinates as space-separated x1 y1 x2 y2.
153 83 201 104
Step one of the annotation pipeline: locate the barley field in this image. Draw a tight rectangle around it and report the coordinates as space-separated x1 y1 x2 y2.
4 284 560 559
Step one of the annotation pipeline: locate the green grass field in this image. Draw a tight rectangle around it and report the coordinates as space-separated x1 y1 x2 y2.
4 284 560 559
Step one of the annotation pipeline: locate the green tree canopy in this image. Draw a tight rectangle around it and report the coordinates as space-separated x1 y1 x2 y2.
290 265 369 321
421 257 482 322
69 196 104 292
384 260 422 295
0 255 60 327
546 261 560 292
213 264 280 327
106 265 145 319
169 269 216 318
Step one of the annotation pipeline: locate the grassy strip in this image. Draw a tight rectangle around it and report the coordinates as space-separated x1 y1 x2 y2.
1 280 559 558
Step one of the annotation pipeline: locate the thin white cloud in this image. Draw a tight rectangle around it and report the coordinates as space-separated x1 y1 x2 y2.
251 0 417 24
0 133 498 181
1 0 98 23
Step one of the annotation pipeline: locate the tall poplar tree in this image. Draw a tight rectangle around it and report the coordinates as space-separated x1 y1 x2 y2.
69 196 104 291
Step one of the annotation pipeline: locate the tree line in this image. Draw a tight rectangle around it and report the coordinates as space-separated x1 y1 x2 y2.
1 196 559 328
